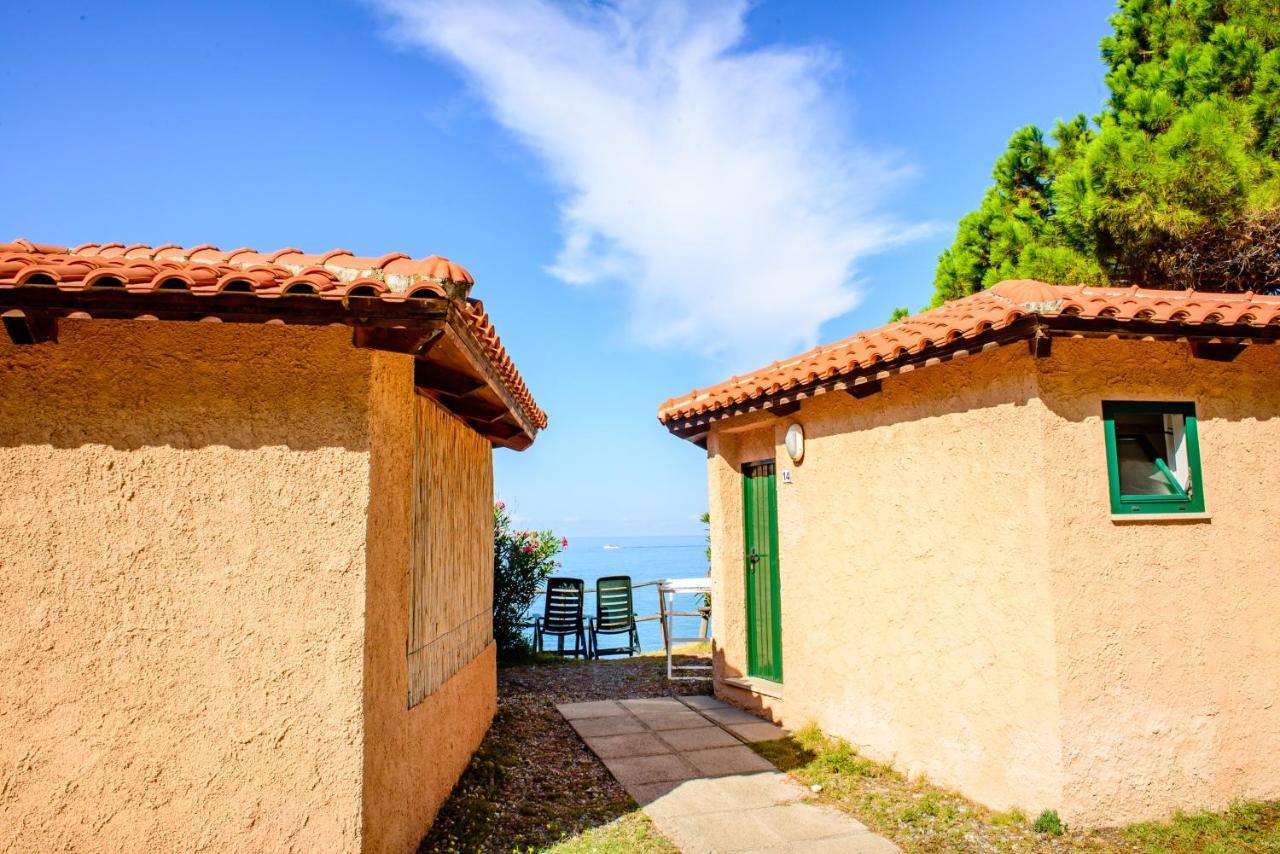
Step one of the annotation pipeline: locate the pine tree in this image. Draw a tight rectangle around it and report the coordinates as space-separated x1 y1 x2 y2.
931 0 1280 305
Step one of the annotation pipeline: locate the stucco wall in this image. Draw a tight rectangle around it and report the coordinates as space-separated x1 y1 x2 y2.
707 347 1066 814
705 337 1280 826
361 354 497 854
1 323 500 852
1038 338 1280 825
0 320 372 851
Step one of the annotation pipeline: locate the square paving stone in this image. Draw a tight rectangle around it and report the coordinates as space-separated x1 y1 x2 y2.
602 754 698 787
570 714 647 738
639 711 716 731
657 725 741 752
678 695 732 711
731 802 875 842
684 745 775 777
557 700 627 720
583 732 672 759
621 697 687 713
732 832 899 853
638 773 806 820
726 721 790 743
624 779 684 807
701 706 768 725
657 806 789 851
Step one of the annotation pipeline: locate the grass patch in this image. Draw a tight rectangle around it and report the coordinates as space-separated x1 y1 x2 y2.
1120 801 1280 853
750 726 990 850
990 806 1027 828
750 724 1280 853
542 812 678 853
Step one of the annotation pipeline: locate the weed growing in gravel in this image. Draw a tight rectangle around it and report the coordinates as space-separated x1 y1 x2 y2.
1034 810 1064 836
1121 801 1280 852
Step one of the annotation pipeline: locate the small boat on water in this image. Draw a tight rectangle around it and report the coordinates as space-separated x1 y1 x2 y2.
602 543 622 550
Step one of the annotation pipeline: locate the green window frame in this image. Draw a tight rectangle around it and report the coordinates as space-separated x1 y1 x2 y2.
1103 401 1205 515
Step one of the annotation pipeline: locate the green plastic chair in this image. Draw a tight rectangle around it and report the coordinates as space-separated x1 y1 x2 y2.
532 577 588 658
588 575 640 658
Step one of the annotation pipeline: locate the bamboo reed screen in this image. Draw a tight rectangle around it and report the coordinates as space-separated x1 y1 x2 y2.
407 393 494 708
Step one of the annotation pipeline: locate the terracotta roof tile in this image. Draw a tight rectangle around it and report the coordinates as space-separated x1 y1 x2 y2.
658 280 1280 424
0 239 546 431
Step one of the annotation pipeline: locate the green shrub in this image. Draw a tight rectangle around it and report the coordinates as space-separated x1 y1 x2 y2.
1033 809 1064 835
492 502 567 658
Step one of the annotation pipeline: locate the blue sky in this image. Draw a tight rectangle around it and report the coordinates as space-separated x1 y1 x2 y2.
1 1 1113 537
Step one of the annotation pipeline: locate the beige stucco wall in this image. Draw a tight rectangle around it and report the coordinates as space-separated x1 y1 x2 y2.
705 338 1280 826
0 321 498 852
1038 338 1280 825
361 354 497 854
708 347 1065 812
0 320 372 851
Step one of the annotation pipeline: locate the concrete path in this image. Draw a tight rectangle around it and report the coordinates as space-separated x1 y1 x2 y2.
557 696 898 853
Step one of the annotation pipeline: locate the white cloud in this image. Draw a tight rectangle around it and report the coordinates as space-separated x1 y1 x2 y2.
376 0 926 367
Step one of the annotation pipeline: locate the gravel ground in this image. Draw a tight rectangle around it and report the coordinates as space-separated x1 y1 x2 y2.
419 653 709 853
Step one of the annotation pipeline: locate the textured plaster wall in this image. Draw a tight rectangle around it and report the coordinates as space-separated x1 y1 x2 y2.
0 320 371 851
706 338 1280 826
361 354 497 854
1038 338 1280 826
0 322 499 852
707 347 1065 814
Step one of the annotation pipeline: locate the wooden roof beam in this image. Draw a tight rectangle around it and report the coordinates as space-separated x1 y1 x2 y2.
2 310 57 345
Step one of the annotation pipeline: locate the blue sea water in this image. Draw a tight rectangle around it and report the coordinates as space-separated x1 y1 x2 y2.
526 534 710 654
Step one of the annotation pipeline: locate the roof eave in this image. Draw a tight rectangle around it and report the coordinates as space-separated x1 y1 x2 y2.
661 313 1280 442
0 286 541 449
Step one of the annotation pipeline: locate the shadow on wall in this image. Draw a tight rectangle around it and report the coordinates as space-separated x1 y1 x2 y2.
791 344 1042 445
1035 338 1280 426
0 319 374 452
789 339 1279 449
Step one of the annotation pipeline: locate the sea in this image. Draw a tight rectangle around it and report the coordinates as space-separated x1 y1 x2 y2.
525 534 709 654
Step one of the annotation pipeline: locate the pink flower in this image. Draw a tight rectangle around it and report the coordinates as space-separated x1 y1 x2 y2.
522 544 534 554
560 537 569 548
495 501 506 510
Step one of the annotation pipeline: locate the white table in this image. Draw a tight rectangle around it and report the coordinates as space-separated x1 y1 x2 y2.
657 578 713 680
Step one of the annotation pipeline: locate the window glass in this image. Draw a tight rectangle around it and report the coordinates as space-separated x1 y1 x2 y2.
1112 412 1188 497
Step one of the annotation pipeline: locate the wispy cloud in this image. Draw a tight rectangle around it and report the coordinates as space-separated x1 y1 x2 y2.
376 0 925 366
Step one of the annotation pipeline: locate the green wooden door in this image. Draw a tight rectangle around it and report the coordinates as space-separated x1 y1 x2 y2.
742 461 782 682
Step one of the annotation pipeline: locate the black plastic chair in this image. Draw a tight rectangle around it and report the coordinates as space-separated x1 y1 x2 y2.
588 575 641 658
532 577 588 658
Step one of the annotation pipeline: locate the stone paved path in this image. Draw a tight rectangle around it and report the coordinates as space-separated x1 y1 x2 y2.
557 696 899 853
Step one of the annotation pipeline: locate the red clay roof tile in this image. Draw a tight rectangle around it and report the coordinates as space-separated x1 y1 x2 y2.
658 281 1280 424
0 239 546 431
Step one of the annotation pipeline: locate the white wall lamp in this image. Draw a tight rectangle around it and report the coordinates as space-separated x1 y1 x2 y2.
784 423 805 464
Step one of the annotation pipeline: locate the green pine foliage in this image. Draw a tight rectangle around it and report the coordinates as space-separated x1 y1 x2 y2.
932 0 1280 306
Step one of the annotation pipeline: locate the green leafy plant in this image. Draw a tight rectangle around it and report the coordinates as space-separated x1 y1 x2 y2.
933 0 1280 304
492 502 567 659
1033 809 1064 836
698 511 712 609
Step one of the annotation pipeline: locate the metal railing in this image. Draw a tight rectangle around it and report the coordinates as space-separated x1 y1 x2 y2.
533 578 711 646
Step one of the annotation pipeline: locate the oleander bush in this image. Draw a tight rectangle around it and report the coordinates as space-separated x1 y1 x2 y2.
492 502 567 658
